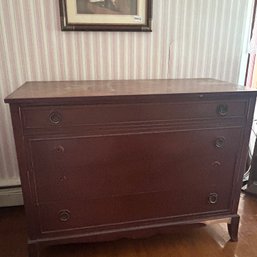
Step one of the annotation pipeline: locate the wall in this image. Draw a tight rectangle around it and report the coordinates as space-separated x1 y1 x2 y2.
0 0 252 186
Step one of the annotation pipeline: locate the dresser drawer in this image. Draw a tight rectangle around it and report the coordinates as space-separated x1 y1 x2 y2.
29 127 242 204
22 100 247 129
38 185 231 234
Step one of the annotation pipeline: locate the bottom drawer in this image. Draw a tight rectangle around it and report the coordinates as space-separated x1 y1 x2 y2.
39 188 230 234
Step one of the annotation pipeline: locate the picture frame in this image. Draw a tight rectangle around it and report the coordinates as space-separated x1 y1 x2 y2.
59 0 152 32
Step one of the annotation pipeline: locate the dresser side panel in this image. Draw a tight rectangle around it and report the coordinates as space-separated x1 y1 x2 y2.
9 104 40 240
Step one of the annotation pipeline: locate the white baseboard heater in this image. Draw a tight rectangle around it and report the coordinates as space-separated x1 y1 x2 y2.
0 186 24 207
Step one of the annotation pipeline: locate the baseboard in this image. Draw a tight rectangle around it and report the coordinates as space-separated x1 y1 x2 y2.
0 186 24 207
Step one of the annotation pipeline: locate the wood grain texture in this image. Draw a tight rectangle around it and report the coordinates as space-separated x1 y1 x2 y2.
0 194 257 257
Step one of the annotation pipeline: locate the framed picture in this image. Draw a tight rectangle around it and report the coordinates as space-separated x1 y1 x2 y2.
59 0 152 31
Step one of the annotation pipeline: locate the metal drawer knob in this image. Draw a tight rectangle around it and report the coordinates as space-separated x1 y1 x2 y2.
58 210 70 222
212 161 221 167
55 145 64 153
217 104 228 116
208 193 218 204
215 137 225 148
49 111 62 125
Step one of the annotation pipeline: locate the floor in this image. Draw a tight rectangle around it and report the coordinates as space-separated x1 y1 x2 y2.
0 193 257 257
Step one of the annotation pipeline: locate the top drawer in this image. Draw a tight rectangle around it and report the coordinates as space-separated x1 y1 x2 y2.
21 100 247 129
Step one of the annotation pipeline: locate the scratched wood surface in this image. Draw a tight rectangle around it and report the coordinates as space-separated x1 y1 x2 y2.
5 79 254 104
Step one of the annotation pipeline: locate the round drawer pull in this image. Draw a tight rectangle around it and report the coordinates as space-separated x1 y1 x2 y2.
212 161 221 167
49 111 62 125
55 145 64 153
58 210 71 222
217 104 228 116
208 193 218 204
215 137 225 148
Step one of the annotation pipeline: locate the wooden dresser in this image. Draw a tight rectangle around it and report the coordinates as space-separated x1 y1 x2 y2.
4 79 257 257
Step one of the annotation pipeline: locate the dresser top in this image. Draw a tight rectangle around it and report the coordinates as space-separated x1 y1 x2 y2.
4 79 257 104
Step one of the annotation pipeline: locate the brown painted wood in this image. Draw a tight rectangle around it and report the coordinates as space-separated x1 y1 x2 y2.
4 79 257 104
1 194 257 257
31 128 240 205
4 79 257 257
21 100 247 130
28 243 40 257
228 215 240 242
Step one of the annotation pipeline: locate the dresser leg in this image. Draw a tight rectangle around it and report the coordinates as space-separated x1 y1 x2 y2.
28 242 40 257
227 215 240 242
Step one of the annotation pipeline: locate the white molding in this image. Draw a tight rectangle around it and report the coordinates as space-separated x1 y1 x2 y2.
0 187 24 207
0 178 21 188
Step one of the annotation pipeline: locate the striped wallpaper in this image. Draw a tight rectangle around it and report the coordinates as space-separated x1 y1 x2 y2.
0 0 253 186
